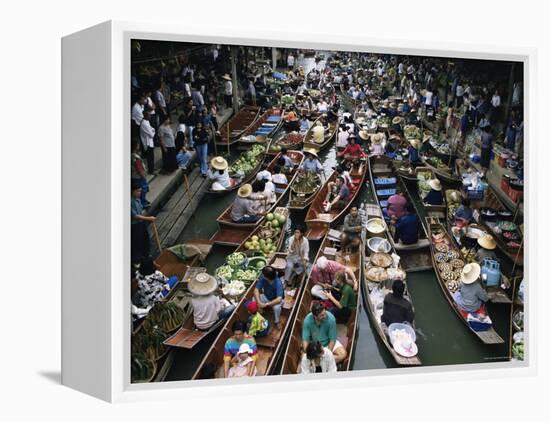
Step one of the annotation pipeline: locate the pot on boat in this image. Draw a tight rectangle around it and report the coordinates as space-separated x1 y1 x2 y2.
480 207 497 222
367 237 391 254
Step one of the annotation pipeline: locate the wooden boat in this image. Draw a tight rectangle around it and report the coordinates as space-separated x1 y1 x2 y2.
420 152 461 185
393 159 418 183
211 150 304 246
193 253 308 379
415 166 447 221
362 205 422 365
268 131 304 155
215 106 262 147
237 107 284 143
304 159 367 240
280 234 362 374
234 207 289 257
353 105 378 134
288 172 322 210
426 133 457 162
427 220 504 344
339 83 359 112
302 116 338 152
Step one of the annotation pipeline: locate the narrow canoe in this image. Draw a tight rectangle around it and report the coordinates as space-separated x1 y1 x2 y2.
215 106 262 147
302 116 338 152
415 166 447 222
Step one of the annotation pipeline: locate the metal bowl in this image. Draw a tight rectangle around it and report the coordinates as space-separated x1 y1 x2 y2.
367 237 391 254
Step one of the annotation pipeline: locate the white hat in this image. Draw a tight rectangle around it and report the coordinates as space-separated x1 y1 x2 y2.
211 156 228 170
429 179 442 191
461 263 481 285
238 343 252 355
222 74 232 81
478 234 497 250
237 184 253 198
188 273 218 296
316 256 328 270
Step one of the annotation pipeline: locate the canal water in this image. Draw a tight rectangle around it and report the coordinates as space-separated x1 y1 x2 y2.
164 53 511 381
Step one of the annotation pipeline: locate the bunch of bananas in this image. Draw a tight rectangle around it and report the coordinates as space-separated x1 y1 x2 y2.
460 247 477 263
148 302 184 333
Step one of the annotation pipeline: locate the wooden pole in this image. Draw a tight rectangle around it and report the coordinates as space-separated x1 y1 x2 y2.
151 221 162 253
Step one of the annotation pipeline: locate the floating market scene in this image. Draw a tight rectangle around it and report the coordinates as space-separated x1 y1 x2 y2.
130 40 525 383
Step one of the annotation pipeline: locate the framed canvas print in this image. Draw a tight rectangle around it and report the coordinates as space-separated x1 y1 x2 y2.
62 21 536 403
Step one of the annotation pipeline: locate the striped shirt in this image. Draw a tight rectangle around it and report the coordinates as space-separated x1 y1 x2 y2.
223 335 257 362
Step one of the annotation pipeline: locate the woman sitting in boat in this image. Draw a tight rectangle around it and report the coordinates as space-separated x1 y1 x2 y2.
299 115 310 133
227 343 257 378
453 197 474 226
381 279 414 332
188 272 236 331
337 135 366 160
133 257 178 311
311 256 358 299
207 156 231 191
299 341 337 374
300 149 323 175
223 320 257 378
302 302 347 365
326 104 339 123
249 180 273 214
317 98 329 114
369 133 385 156
423 179 444 205
230 184 262 223
408 139 421 164
284 108 300 132
253 266 285 330
476 234 498 263
453 263 489 314
271 165 288 192
336 124 350 150
245 301 269 338
323 271 357 324
385 191 408 220
279 147 295 171
393 203 420 245
324 176 351 212
284 225 310 286
312 120 325 144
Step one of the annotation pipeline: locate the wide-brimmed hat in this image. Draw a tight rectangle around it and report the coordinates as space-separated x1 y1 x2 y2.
408 139 421 150
429 179 442 191
392 116 403 125
188 272 218 296
461 263 481 285
211 156 228 171
478 234 497 250
316 256 328 270
358 130 370 141
238 184 253 198
372 133 383 144
222 74 232 81
304 148 319 158
389 102 397 109
383 99 390 107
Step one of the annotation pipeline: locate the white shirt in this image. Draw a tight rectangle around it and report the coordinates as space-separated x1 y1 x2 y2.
299 347 337 374
398 63 404 74
287 54 295 67
139 119 156 149
177 123 187 135
184 82 191 98
145 96 156 115
191 295 223 330
456 85 464 97
154 90 166 109
337 131 349 148
225 80 233 96
424 91 433 106
272 173 288 184
131 103 144 125
491 95 501 108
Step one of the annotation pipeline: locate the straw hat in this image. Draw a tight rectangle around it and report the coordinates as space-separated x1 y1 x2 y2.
392 116 403 125
304 148 319 158
383 99 390 107
461 263 481 285
478 234 497 250
188 272 218 296
408 139 421 150
237 184 253 198
211 156 228 171
389 102 397 109
222 74 232 81
372 133 383 144
358 129 370 141
429 179 442 191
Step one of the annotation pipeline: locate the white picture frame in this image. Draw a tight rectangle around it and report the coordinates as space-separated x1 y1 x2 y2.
62 20 536 403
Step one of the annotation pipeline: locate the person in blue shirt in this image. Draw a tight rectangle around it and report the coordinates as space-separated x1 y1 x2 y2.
254 266 284 330
423 179 444 205
453 197 474 226
393 203 420 245
479 124 494 170
408 139 421 164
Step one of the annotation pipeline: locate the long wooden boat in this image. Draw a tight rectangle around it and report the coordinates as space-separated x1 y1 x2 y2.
193 253 308 379
305 159 367 240
362 205 422 365
288 172 322 210
392 159 418 183
280 234 362 374
339 83 359 112
238 107 284 143
215 106 262 147
419 152 461 185
353 105 378 134
415 166 447 221
302 116 338 152
268 131 304 155
211 150 304 246
426 133 457 162
427 220 504 344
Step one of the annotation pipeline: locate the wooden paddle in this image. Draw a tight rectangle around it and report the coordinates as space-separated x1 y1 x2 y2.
151 221 162 253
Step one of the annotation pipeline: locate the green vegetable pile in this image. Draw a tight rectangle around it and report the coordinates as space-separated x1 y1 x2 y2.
229 144 265 176
233 268 260 282
377 116 391 126
227 252 247 268
404 125 421 140
281 95 295 105
215 265 234 280
512 342 524 360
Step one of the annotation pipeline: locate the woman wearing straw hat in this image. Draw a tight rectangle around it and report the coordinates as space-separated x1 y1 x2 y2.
300 148 323 175
453 263 489 313
230 184 261 223
189 272 235 331
222 73 233 109
207 156 231 191
476 234 498 263
423 179 444 205
369 133 385 156
408 138 421 164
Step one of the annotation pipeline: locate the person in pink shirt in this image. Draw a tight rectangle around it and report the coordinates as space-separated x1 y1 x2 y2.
386 191 408 220
310 256 358 300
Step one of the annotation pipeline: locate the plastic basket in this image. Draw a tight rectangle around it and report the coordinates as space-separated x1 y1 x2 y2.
388 323 416 343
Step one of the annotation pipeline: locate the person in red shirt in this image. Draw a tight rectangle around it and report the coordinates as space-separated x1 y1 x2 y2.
337 135 367 160
385 191 408 220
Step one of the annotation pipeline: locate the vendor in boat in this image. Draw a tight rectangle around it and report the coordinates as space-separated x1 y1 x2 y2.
391 116 403 133
311 256 358 299
324 176 351 212
393 202 421 245
284 108 300 132
317 98 329 114
337 135 367 160
254 266 285 330
453 197 474 226
385 191 408 220
189 272 236 331
476 234 498 262
250 179 274 214
280 147 295 171
336 123 350 149
302 302 347 365
326 104 339 123
312 120 325 144
423 179 444 205
284 225 310 286
271 165 288 190
341 206 362 253
385 134 400 159
369 133 385 156
407 108 421 126
131 179 155 264
207 156 231 191
223 320 257 378
299 115 310 133
230 184 262 223
453 263 489 313
324 270 357 324
300 149 323 175
358 129 370 146
133 257 178 311
408 139 421 164
299 341 337 374
381 279 414 332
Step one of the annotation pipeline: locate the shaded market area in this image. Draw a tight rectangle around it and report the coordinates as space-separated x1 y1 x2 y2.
129 42 525 383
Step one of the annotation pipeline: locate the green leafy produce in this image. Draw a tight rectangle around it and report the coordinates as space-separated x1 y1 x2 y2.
131 353 155 383
233 268 259 282
512 342 524 360
215 265 234 280
227 252 247 268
